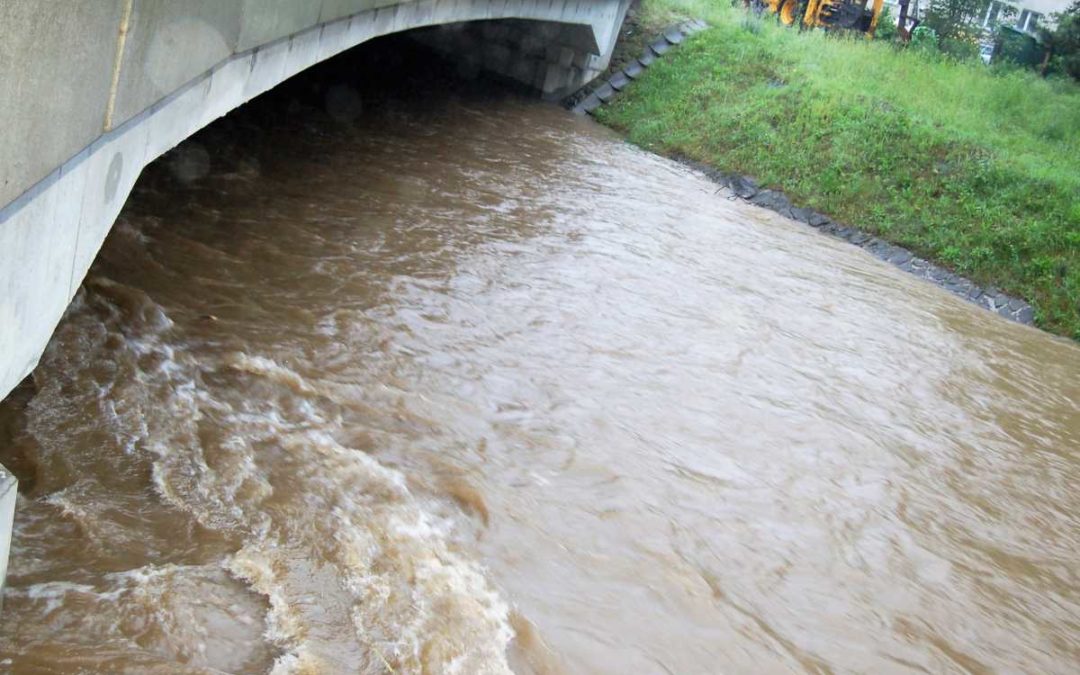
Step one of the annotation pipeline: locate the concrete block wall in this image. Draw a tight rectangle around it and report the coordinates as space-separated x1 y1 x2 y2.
411 18 608 98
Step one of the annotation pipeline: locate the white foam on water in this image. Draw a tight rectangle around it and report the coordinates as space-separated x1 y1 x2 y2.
9 563 267 670
209 427 514 674
224 352 319 396
6 267 516 672
140 345 515 672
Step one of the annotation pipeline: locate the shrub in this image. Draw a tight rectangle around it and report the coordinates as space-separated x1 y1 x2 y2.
995 25 1046 67
1041 0 1080 80
940 35 982 61
910 25 940 52
874 6 899 42
922 0 988 43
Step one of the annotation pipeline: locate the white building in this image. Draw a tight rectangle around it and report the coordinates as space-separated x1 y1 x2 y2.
980 0 1072 35
874 0 1071 35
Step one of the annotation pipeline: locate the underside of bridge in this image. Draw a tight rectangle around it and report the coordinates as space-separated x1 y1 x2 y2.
0 0 631 593
0 0 631 404
410 18 605 96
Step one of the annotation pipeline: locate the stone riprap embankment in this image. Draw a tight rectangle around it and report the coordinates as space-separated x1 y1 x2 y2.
697 168 1036 325
565 20 706 114
566 19 1036 327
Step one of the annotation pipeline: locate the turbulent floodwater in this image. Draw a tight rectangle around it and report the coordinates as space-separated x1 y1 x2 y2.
1 42 1079 675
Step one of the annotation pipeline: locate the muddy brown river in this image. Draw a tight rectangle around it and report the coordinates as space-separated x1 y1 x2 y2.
0 44 1078 674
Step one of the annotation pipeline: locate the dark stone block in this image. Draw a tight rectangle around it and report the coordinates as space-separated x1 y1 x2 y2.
594 84 617 102
889 250 913 265
750 189 792 212
946 280 971 296
624 60 645 79
789 206 812 223
581 94 603 114
609 71 631 91
729 175 758 199
639 49 657 66
849 232 870 245
650 39 671 55
664 28 685 44
808 212 830 227
1008 297 1026 311
707 169 728 184
1016 306 1035 324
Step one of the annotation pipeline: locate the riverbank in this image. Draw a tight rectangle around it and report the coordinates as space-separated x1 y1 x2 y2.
593 1 1080 339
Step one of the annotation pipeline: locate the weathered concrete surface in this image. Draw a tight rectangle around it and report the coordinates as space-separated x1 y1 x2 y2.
0 0 631 595
413 19 606 98
0 468 13 604
238 0 324 51
0 0 125 212
112 1 244 127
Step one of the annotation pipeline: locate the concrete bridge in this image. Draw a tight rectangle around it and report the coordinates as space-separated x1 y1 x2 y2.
0 0 631 593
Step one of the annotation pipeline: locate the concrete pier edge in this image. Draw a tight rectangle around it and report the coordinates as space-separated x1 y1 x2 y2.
0 468 14 606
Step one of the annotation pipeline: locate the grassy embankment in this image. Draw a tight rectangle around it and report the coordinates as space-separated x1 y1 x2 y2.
598 1 1080 339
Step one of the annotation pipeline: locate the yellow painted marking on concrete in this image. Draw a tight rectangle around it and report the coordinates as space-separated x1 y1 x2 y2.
104 0 135 132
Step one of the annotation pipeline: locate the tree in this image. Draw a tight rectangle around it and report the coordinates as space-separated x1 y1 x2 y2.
1040 0 1080 79
922 0 990 42
911 24 941 51
874 5 901 41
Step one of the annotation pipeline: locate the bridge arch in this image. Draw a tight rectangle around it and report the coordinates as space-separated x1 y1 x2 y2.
0 0 630 403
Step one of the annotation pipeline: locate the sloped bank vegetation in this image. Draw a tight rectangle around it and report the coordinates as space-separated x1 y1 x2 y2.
597 0 1080 339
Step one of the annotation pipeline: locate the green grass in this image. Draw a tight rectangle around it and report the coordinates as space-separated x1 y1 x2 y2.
598 1 1080 338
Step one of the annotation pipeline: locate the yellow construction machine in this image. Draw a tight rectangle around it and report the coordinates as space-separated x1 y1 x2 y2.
756 0 886 36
